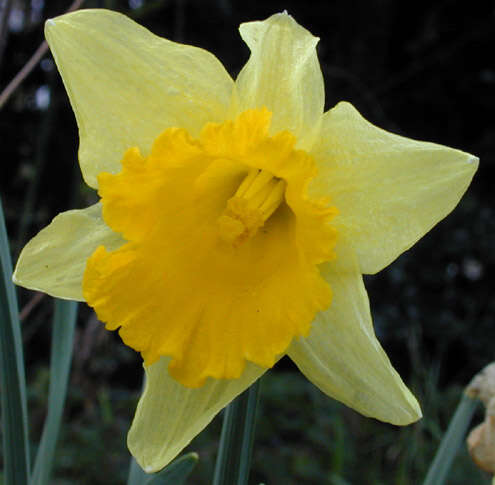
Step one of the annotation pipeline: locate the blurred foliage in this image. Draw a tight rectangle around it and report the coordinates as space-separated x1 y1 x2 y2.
0 0 494 484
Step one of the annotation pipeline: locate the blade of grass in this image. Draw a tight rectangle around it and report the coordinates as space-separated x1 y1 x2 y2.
0 196 30 485
30 299 78 485
212 379 261 485
422 393 478 485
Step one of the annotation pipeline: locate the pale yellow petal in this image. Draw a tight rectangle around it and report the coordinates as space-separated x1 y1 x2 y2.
13 204 123 300
45 9 234 188
128 358 264 473
288 261 421 425
234 12 324 143
310 102 478 274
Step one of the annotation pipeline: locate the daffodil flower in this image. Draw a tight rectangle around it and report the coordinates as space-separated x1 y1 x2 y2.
14 9 478 472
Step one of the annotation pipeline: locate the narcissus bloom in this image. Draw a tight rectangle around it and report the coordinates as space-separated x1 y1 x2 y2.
14 9 478 472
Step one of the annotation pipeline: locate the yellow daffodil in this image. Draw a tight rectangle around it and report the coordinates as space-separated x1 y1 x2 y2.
13 9 478 472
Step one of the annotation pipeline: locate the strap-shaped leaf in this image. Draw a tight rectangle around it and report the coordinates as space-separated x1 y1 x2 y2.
128 457 150 485
422 394 478 485
128 453 198 485
213 379 261 485
31 299 78 485
146 453 199 485
0 197 30 484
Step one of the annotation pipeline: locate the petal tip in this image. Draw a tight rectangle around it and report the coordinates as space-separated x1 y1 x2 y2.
390 394 423 426
11 272 21 287
44 17 57 37
468 155 480 167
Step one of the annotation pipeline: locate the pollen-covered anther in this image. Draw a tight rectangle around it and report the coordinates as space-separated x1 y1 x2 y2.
218 168 286 246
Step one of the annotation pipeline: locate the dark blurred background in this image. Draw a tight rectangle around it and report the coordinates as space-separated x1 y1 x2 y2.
0 0 493 484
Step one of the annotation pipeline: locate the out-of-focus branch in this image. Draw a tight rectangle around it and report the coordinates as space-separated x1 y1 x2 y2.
0 39 47 109
19 291 44 322
0 0 85 110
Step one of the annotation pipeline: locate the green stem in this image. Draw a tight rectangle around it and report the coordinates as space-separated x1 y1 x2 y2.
213 379 261 485
422 393 478 485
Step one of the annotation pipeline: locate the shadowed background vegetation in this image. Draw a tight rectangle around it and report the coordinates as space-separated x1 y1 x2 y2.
0 0 493 484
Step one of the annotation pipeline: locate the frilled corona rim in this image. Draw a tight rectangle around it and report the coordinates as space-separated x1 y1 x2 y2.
83 108 338 387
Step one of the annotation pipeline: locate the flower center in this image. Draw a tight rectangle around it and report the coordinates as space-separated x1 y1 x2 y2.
217 168 286 247
83 108 338 388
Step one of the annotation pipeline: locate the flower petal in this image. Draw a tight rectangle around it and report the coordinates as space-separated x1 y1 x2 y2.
45 9 234 188
128 357 264 473
234 12 324 143
310 102 479 274
13 204 123 300
288 261 422 425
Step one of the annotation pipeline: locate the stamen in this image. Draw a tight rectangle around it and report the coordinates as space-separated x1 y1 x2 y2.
259 179 286 218
218 169 286 246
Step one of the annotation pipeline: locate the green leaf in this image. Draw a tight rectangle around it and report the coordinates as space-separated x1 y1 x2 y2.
128 457 150 485
30 299 78 485
128 453 198 485
422 393 478 485
213 379 261 485
0 197 30 485
146 453 199 485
